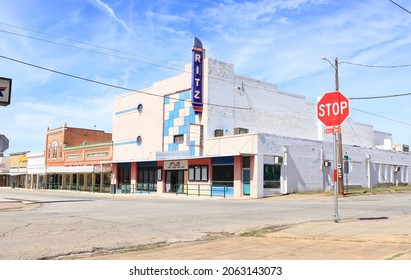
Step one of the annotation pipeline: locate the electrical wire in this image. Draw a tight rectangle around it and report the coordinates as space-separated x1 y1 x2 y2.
4 53 410 128
0 21 184 70
0 54 251 111
341 61 411 68
0 28 185 73
0 25 277 93
349 92 411 100
388 0 411 15
7 20 410 104
350 107 411 126
1 22 410 126
305 97 411 127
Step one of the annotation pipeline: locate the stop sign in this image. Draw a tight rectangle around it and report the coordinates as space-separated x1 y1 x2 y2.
317 91 350 127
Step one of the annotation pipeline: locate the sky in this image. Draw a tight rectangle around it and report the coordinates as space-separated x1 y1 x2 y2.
0 0 410 154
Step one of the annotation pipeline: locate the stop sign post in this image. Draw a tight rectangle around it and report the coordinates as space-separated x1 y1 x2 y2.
317 91 350 223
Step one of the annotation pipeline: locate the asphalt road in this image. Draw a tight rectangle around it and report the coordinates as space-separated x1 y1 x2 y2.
1 187 411 260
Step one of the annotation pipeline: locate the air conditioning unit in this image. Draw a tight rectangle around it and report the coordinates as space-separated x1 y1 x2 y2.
274 156 283 164
234 127 249 135
214 129 224 137
323 160 331 167
393 166 400 172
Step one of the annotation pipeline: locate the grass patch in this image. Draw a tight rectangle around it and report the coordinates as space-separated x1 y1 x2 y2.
386 252 407 260
239 229 267 237
345 185 411 196
294 185 411 197
116 241 168 254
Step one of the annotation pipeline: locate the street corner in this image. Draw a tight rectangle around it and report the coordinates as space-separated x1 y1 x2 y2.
0 199 40 212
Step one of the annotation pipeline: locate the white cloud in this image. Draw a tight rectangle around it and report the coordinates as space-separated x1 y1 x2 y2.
89 0 137 38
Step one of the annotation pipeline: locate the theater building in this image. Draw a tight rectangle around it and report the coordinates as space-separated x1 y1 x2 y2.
112 39 410 198
110 39 409 198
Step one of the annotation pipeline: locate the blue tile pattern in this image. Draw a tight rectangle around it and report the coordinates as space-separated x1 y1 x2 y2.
163 90 196 156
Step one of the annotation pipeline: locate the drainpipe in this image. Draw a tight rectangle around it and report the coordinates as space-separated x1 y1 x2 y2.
366 154 371 188
282 146 288 194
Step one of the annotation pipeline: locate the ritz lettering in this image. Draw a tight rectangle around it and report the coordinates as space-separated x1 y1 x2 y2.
191 49 203 114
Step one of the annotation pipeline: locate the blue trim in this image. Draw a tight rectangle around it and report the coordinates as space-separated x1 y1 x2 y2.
115 107 137 115
119 163 131 168
171 110 180 119
168 143 178 151
115 140 136 146
181 90 190 100
212 156 234 165
211 186 234 196
165 96 170 104
164 119 173 129
179 126 187 134
138 161 157 167
174 100 184 110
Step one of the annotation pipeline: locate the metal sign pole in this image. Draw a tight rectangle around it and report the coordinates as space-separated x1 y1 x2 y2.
333 132 339 223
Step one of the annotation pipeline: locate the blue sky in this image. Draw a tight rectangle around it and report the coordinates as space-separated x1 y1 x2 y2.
0 0 410 153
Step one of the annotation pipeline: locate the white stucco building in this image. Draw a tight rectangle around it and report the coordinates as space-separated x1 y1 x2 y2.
110 40 410 198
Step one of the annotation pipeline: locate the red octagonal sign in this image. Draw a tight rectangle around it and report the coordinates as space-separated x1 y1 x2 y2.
317 91 350 127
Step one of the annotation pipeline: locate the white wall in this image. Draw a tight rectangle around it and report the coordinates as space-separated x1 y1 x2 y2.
205 58 393 150
113 68 193 161
258 133 410 193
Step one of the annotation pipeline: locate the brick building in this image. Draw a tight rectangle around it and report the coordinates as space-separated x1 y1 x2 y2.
44 124 113 192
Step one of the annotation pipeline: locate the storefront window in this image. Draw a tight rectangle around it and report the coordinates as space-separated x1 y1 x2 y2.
212 165 234 187
118 166 131 184
189 165 208 181
264 164 281 188
138 167 158 191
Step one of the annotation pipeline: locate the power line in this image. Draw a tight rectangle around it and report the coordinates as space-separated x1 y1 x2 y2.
350 107 411 126
1 22 306 102
0 28 185 74
3 21 411 104
0 24 274 93
0 54 251 111
388 0 411 15
306 97 411 126
4 53 410 126
341 61 411 68
350 92 411 100
0 21 184 70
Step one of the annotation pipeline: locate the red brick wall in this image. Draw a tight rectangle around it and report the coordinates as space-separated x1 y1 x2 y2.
45 126 112 167
63 127 112 147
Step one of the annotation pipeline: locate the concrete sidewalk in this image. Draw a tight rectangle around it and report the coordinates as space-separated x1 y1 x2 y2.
78 215 411 260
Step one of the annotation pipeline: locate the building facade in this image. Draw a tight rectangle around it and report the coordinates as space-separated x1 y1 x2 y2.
44 125 113 192
110 41 410 198
26 151 46 189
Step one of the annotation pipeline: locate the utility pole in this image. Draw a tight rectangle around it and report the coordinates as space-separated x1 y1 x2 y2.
334 58 345 196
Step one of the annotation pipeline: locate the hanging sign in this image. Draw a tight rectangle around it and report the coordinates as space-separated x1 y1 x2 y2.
191 37 204 115
0 77 12 106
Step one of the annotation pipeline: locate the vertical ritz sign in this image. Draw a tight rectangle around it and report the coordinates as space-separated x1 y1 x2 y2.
191 37 204 115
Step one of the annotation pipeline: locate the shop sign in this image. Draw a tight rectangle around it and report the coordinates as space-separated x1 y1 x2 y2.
164 160 188 170
0 77 12 106
93 164 112 173
191 37 204 115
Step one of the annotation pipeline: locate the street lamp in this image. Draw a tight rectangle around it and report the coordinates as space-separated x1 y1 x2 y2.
321 57 345 197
